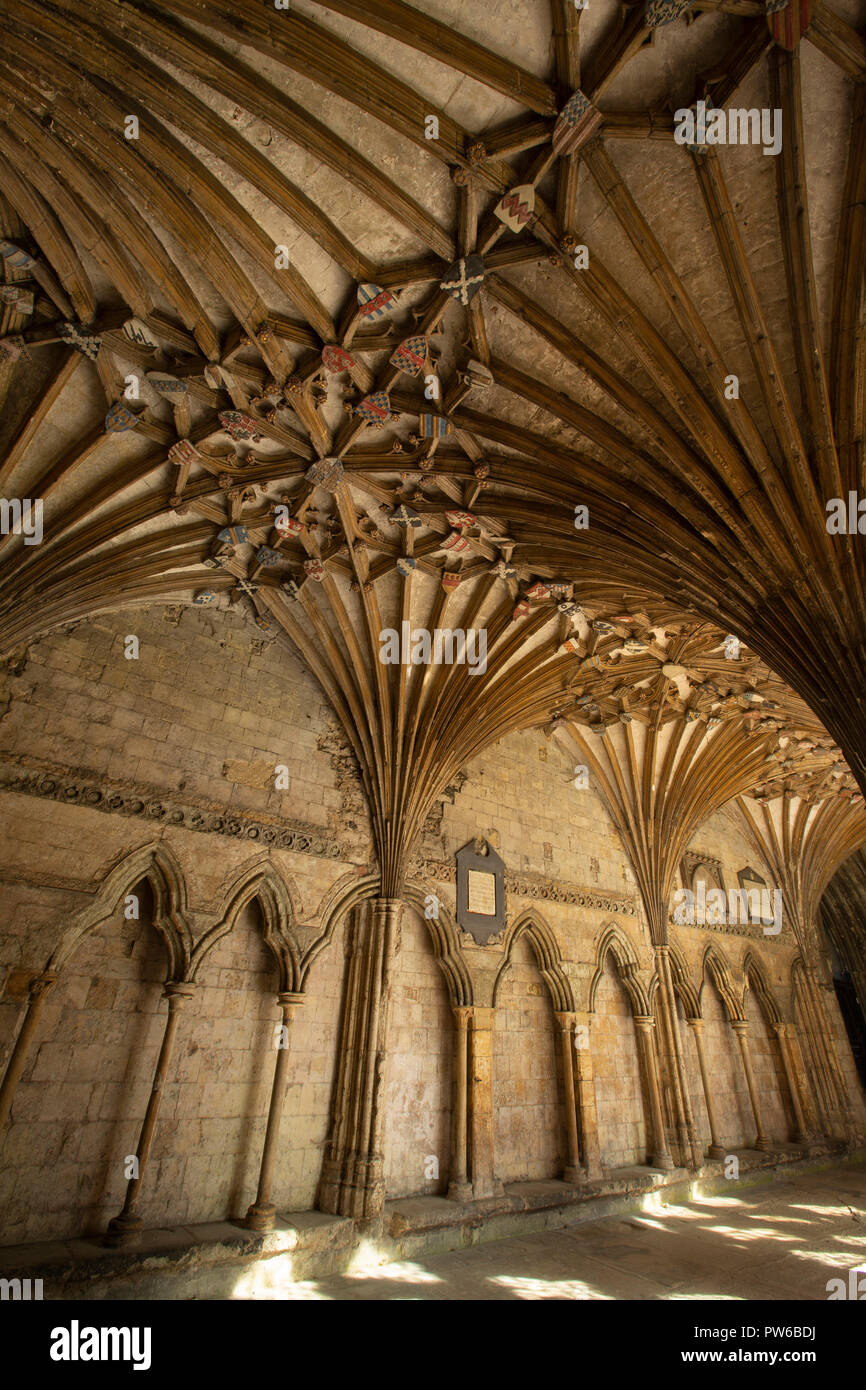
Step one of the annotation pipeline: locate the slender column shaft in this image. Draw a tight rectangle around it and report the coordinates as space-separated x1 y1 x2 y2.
786 1025 821 1137
468 1007 501 1199
772 1021 809 1143
731 1020 771 1152
656 947 703 1168
448 1006 471 1200
634 1016 674 1170
686 1018 725 1159
554 1011 582 1181
246 992 305 1231
318 903 365 1213
0 972 57 1133
106 982 195 1246
795 968 834 1131
573 1013 603 1179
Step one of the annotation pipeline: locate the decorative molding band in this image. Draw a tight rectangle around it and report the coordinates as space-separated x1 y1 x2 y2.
0 759 344 860
410 854 636 915
668 913 783 941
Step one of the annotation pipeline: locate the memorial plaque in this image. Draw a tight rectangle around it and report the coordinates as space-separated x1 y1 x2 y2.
456 838 506 944
467 869 496 916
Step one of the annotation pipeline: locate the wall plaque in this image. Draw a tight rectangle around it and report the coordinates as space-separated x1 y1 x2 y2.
456 838 506 943
467 869 496 915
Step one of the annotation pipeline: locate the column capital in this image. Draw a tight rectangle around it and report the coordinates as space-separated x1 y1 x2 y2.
452 1004 473 1026
553 1010 577 1029
730 1018 749 1035
28 971 59 1001
633 1014 655 1030
771 1020 789 1038
163 981 196 1003
277 991 305 1007
685 1016 704 1034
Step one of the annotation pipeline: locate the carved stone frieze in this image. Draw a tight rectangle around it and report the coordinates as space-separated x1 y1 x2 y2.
0 759 345 860
409 854 636 915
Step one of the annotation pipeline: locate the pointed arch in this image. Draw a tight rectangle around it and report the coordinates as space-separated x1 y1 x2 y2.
190 859 300 991
402 880 473 1008
667 942 702 1019
298 870 383 988
588 921 649 1016
743 951 783 1027
701 942 745 1023
493 909 574 1012
47 839 191 979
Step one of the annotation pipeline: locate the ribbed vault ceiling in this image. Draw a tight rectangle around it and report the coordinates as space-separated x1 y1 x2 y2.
1 0 866 892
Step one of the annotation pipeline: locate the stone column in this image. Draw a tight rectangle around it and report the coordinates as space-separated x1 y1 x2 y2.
246 991 305 1231
447 1006 472 1201
794 967 835 1133
554 1011 582 1182
0 971 58 1134
771 1021 810 1144
573 1011 603 1179
785 1024 821 1137
318 897 400 1220
467 1007 502 1199
731 1020 771 1153
686 1018 726 1159
105 981 196 1246
655 946 704 1168
634 1016 674 1170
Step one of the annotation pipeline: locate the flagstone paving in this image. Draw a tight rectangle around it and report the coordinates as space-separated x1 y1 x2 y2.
277 1164 866 1301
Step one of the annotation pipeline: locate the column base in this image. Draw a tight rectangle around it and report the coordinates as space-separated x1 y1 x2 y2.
245 1202 276 1231
562 1165 584 1184
794 1136 824 1154
755 1137 773 1153
472 1178 504 1199
104 1214 143 1248
707 1144 727 1160
652 1152 675 1171
447 1180 472 1202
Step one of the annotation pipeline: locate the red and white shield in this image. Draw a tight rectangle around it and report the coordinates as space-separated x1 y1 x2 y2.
444 509 476 529
494 185 535 233
440 531 469 553
275 513 304 535
512 600 531 621
526 581 550 601
304 558 325 581
322 344 356 374
219 410 261 441
168 439 202 468
441 571 461 593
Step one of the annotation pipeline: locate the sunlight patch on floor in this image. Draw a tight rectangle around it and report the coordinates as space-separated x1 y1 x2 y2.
487 1274 612 1300
344 1260 444 1284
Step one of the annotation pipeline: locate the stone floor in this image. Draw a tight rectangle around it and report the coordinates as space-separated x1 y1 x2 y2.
280 1164 866 1300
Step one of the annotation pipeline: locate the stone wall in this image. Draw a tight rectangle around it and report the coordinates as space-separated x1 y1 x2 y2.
382 907 452 1199
493 934 562 1183
0 607 864 1245
592 960 647 1170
